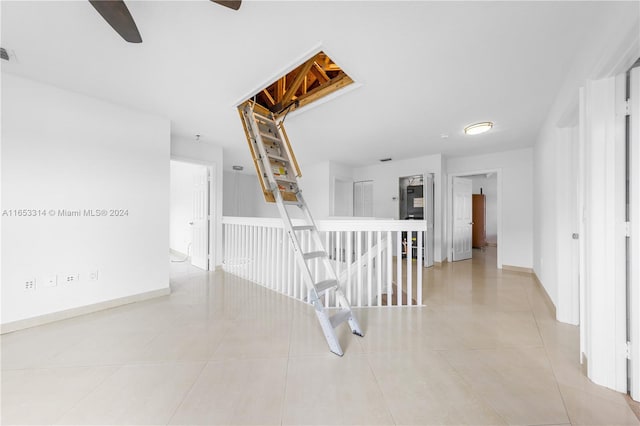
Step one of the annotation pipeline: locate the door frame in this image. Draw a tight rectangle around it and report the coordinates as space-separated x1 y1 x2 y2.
448 168 503 269
170 156 216 272
451 176 473 261
629 65 640 401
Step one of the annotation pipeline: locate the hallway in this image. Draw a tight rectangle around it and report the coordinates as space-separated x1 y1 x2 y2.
1 248 638 425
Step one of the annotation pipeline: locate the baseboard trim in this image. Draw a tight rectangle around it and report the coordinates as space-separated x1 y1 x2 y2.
434 258 448 266
486 242 497 247
533 272 557 318
502 264 534 274
0 287 171 334
170 248 188 259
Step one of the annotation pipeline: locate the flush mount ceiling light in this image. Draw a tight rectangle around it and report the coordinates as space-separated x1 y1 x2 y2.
464 121 493 135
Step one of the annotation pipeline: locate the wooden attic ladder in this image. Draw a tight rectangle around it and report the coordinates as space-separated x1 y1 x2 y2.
237 100 363 356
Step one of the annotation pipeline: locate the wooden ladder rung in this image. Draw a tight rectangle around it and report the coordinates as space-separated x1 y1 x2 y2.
267 153 289 163
260 132 281 142
253 112 275 123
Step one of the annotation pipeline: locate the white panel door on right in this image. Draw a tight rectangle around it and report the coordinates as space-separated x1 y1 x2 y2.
452 177 472 261
191 166 209 270
424 174 435 267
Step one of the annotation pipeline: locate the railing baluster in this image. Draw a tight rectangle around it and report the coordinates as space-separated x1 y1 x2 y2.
367 230 373 307
242 225 247 278
233 224 237 273
417 230 423 305
387 230 392 307
347 231 353 305
396 230 403 307
356 230 363 307
261 226 267 287
407 231 413 306
377 230 382 307
272 227 277 290
335 231 342 308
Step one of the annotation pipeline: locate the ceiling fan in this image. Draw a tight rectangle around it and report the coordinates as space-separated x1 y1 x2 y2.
89 0 241 43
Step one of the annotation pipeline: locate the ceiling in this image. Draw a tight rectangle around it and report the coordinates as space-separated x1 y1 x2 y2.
0 1 620 172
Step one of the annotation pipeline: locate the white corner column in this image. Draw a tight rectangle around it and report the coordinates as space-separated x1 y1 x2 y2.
581 75 628 393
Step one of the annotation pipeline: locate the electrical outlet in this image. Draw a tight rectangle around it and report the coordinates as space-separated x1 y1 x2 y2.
24 278 36 291
64 273 79 284
88 270 99 281
43 275 57 287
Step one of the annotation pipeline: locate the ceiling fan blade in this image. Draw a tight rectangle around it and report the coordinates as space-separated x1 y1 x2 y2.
211 0 241 11
89 0 142 43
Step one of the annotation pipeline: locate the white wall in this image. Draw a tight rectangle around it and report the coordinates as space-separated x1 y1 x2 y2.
1 73 170 325
221 160 353 220
533 1 639 317
299 161 331 219
353 154 446 262
532 1 638 393
470 174 498 244
447 148 533 268
222 170 278 218
170 161 207 255
171 138 223 267
329 162 354 217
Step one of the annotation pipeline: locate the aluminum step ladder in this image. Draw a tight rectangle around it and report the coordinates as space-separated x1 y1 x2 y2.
237 100 363 356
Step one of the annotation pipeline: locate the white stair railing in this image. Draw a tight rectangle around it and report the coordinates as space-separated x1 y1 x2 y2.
222 217 427 307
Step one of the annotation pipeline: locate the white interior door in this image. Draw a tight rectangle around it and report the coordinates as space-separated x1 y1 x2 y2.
191 166 209 270
452 177 473 261
425 174 435 267
629 65 640 401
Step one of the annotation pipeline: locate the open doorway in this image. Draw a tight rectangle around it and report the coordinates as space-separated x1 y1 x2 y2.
170 160 210 271
469 173 498 249
399 174 435 268
449 170 502 268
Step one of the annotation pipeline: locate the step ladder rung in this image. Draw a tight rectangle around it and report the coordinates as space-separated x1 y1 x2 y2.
315 279 338 294
303 251 326 260
267 153 289 163
329 309 352 328
252 112 275 124
274 175 297 183
259 132 281 142
292 225 314 231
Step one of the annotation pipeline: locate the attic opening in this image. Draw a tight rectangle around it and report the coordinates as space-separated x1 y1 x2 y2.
247 51 353 118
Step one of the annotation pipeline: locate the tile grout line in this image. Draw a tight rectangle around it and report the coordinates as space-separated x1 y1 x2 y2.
279 311 295 426
362 351 399 426
525 283 574 425
51 363 124 425
435 349 511 425
164 360 210 425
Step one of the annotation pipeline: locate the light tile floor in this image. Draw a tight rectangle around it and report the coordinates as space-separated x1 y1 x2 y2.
2 248 639 425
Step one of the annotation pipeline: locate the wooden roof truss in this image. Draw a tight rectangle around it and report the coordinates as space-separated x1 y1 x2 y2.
253 51 353 117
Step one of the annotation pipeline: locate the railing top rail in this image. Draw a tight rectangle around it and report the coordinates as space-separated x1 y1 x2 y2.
222 216 427 232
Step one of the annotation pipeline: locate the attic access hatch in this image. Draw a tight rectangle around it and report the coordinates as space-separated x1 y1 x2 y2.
236 51 354 203
247 51 354 118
